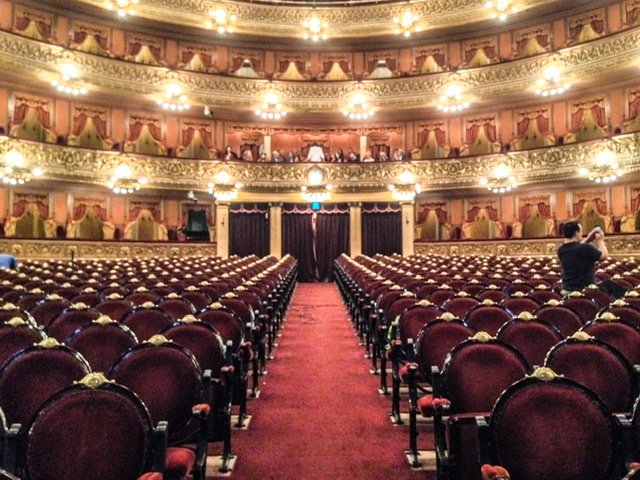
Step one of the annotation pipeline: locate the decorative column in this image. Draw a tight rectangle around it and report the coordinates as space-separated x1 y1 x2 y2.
359 135 368 160
401 201 415 257
263 134 272 160
269 202 282 258
349 202 362 257
215 202 230 258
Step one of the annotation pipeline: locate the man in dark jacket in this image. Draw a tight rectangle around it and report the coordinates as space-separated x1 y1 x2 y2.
557 221 608 292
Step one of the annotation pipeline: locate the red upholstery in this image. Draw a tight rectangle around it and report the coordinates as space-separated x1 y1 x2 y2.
66 321 138 373
562 296 599 323
28 298 72 328
197 307 244 350
497 319 561 367
122 308 174 341
464 305 512 336
0 322 46 367
398 304 445 344
486 375 616 480
137 473 162 480
95 299 135 322
581 320 640 365
161 321 225 376
416 394 451 416
443 296 481 318
158 298 196 321
535 305 583 337
47 308 101 342
481 464 510 479
165 447 196 478
499 297 540 315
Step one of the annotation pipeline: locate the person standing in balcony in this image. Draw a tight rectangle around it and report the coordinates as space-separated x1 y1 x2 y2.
306 142 325 162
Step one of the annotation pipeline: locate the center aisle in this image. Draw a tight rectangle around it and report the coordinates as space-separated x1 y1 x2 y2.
225 283 432 480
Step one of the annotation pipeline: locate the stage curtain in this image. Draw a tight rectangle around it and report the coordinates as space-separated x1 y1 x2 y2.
283 208 317 282
362 203 402 256
230 203 270 258
315 211 349 282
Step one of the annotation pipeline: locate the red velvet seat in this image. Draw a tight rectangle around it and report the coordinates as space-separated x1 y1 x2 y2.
581 313 640 365
477 368 618 480
562 294 600 323
0 318 46 368
463 303 513 336
28 296 72 328
108 338 210 478
95 298 135 322
121 307 174 342
545 333 637 413
499 296 540 315
157 297 196 321
66 317 138 373
125 290 162 307
535 303 583 337
603 301 640 330
11 372 196 480
476 288 509 304
496 313 562 367
69 291 103 307
0 340 91 427
442 295 481 318
46 306 101 342
407 333 530 475
181 290 212 312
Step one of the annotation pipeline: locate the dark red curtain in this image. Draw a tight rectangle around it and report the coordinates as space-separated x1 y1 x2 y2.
315 208 349 282
362 203 402 256
283 206 316 282
229 203 270 257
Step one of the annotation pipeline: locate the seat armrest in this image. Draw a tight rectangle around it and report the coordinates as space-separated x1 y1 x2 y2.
476 416 491 466
5 423 21 474
152 421 169 472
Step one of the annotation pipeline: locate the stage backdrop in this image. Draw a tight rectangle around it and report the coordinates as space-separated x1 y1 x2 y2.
230 203 270 257
362 202 402 256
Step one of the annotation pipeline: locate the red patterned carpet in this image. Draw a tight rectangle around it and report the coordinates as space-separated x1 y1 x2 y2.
219 283 433 480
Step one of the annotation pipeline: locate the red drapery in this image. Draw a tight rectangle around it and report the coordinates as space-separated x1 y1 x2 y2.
279 60 305 74
129 119 161 142
418 206 448 224
73 31 108 50
628 4 640 24
12 103 29 125
516 114 550 137
74 204 108 222
36 106 51 129
570 18 605 40
181 126 213 148
465 45 496 63
467 206 499 222
368 58 396 72
417 127 447 148
127 42 142 56
416 52 445 69
12 101 50 128
322 60 350 73
519 202 552 222
573 198 608 216
182 51 212 66
129 206 161 222
466 121 497 144
15 16 51 37
73 113 108 138
632 194 640 213
12 200 48 219
128 121 144 142
571 104 606 129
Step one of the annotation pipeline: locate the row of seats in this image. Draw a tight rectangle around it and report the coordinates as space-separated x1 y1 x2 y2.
335 252 640 480
0 254 298 480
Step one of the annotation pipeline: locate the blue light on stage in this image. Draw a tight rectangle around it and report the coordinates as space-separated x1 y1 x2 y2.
310 202 321 211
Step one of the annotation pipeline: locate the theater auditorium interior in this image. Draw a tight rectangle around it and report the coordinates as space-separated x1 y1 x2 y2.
0 0 639 478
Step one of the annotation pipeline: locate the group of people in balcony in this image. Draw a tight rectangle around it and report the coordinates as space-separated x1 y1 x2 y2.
221 143 408 163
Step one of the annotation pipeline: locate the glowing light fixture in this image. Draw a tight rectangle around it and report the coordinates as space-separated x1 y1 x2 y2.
480 163 517 193
105 0 139 17
578 150 623 183
156 83 190 111
208 171 242 201
393 9 419 37
535 65 571 97
485 0 518 21
206 7 236 33
301 185 332 203
51 63 88 96
255 91 287 120
388 171 421 200
108 163 148 194
436 84 470 112
343 91 374 120
303 12 328 41
1 151 43 185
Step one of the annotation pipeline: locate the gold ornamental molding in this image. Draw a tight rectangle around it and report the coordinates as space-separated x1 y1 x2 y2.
415 234 640 257
73 0 554 39
2 132 640 192
0 238 217 260
0 26 639 112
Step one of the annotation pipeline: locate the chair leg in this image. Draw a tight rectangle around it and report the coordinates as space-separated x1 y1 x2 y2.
391 375 403 425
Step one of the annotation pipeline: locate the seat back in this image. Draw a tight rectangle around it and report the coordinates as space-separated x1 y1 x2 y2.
440 333 530 413
29 297 72 328
497 315 562 367
442 296 481 318
544 333 636 412
0 340 91 426
581 315 640 365
398 303 445 344
499 296 540 315
197 306 244 351
161 320 226 377
535 304 583 337
121 307 174 341
46 306 102 342
24 373 153 480
157 297 196 321
562 295 600 323
125 291 161 307
463 304 512 336
109 336 203 443
602 302 640 330
414 319 475 381
66 318 139 373
0 318 46 368
486 368 617 480
94 299 135 322
181 291 212 312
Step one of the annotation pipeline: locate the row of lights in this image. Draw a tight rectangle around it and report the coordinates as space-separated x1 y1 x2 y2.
105 1 518 38
0 147 623 201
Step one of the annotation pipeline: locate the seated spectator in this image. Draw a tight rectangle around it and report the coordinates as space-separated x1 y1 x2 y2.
287 150 300 163
242 149 254 162
336 148 345 163
392 148 405 161
223 145 238 160
258 152 268 162
378 151 389 162
347 150 359 162
272 150 284 163
362 150 375 162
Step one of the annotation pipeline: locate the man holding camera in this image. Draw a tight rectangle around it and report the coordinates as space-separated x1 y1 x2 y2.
557 221 609 292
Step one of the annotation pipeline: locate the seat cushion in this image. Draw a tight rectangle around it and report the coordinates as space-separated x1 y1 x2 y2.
165 447 196 478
